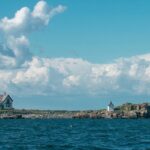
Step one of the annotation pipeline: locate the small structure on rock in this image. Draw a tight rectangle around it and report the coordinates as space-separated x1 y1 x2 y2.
107 101 114 112
0 92 13 109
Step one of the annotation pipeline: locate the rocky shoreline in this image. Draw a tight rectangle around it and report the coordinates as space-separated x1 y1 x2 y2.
0 102 150 119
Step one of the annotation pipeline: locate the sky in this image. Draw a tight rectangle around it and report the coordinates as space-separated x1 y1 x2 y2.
0 0 150 110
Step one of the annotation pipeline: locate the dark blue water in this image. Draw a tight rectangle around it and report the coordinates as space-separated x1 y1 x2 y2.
0 119 150 150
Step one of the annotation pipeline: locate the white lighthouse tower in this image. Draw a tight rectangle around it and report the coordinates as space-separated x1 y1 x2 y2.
107 101 114 112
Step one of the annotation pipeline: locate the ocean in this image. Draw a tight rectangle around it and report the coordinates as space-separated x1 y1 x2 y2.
0 119 150 150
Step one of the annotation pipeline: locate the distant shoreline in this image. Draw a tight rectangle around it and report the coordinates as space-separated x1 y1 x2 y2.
0 102 150 119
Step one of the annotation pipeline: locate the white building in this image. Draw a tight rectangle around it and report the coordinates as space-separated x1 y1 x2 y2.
0 93 13 109
107 101 114 112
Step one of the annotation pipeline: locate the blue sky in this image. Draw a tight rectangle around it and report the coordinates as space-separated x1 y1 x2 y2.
0 0 150 110
1 0 150 62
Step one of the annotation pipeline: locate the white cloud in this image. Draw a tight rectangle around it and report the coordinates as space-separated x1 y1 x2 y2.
63 75 80 87
0 1 66 35
0 54 150 97
0 1 66 68
0 1 150 99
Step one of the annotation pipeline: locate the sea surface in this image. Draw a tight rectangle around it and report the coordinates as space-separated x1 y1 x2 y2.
0 119 150 150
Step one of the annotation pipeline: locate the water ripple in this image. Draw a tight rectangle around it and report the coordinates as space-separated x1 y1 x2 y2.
0 119 149 149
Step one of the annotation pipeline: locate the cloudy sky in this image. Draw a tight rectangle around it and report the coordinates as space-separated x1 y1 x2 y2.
0 0 150 110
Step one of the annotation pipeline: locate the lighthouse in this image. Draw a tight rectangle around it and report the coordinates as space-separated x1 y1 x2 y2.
107 101 114 112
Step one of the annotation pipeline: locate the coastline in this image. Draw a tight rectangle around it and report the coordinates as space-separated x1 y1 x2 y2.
0 102 150 119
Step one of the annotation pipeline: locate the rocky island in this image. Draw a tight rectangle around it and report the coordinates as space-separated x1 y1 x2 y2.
0 102 150 119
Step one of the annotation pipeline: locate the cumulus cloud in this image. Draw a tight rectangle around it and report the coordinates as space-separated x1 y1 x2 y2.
0 1 66 35
0 0 66 68
0 54 150 97
0 1 150 99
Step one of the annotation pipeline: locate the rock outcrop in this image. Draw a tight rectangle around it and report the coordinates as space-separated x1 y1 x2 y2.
0 102 150 119
73 103 150 119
